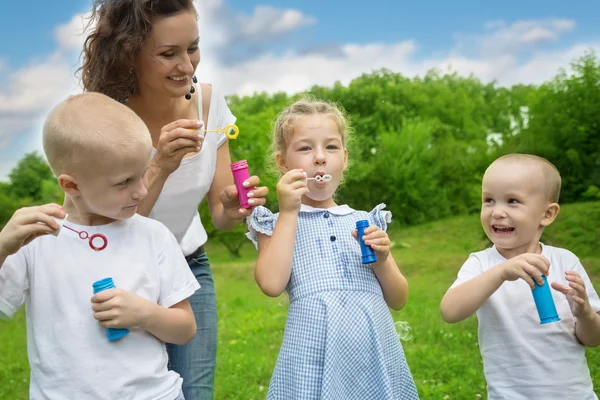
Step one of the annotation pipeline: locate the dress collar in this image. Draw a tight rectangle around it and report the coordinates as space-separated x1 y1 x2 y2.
300 204 354 215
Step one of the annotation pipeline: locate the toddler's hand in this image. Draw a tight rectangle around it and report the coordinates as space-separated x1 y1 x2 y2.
497 253 550 289
0 204 65 258
276 169 309 213
91 289 153 329
352 225 390 266
551 271 593 318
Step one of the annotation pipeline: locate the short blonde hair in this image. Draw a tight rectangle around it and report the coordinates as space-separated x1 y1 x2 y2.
43 92 151 176
493 153 562 202
271 97 351 158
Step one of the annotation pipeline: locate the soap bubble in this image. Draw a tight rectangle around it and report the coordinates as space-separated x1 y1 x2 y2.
394 321 413 341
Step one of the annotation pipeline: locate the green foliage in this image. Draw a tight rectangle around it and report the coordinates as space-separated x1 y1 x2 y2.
507 50 600 203
0 153 62 229
583 185 600 200
38 179 64 205
7 152 54 201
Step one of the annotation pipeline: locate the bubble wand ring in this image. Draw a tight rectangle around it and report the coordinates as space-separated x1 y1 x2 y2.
63 225 108 252
204 124 239 139
305 174 332 183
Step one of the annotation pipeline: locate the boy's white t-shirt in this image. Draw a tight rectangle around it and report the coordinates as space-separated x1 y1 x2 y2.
149 85 236 256
0 214 200 400
450 243 600 400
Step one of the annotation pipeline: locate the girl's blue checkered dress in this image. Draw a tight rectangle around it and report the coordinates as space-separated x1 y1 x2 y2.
247 203 419 400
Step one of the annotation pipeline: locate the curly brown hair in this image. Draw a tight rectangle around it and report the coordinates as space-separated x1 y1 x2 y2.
79 0 195 101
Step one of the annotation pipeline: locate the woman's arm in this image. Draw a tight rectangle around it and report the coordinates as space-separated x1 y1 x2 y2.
137 164 171 217
137 118 205 217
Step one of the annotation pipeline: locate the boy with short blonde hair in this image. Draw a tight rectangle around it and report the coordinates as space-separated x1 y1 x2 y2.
0 93 198 400
441 153 600 400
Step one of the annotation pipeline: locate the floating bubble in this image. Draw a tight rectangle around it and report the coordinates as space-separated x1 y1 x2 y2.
394 321 413 341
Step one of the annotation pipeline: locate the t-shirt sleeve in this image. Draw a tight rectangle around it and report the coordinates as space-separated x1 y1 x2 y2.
369 203 392 232
571 260 600 313
245 206 277 248
0 248 29 320
449 253 485 290
157 228 200 308
212 86 236 149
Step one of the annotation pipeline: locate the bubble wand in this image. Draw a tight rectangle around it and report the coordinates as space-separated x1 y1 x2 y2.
204 124 240 139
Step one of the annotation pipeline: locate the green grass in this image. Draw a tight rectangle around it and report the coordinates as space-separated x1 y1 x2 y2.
1 202 599 399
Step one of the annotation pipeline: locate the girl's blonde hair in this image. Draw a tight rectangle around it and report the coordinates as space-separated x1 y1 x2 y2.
270 97 352 171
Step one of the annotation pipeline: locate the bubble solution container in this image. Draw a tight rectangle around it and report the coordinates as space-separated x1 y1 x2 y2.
92 277 130 340
356 220 377 264
532 275 560 324
231 160 253 209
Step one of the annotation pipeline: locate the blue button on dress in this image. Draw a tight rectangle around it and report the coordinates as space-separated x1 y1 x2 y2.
247 203 419 400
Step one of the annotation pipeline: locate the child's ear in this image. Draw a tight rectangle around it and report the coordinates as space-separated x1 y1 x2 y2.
58 174 81 197
275 151 288 173
540 202 560 227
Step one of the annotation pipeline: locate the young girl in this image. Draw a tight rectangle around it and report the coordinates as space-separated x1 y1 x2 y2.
246 98 419 399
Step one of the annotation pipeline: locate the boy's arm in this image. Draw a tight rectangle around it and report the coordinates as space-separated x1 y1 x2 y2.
0 204 65 269
441 253 550 323
551 269 600 347
91 290 196 345
254 211 298 297
575 310 600 347
440 267 505 323
0 204 65 319
138 298 196 345
372 254 408 310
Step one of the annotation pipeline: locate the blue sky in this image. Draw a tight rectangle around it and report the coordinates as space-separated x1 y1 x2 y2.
0 0 598 180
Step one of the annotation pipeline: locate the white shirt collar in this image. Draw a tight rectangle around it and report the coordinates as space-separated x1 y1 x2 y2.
300 204 354 215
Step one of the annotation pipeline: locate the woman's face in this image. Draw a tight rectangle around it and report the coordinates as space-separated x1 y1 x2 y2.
135 9 200 99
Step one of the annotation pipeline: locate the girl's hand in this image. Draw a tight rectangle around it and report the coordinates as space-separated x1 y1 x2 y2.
220 175 269 218
0 204 65 258
276 169 309 213
352 225 391 266
152 119 204 174
551 271 593 319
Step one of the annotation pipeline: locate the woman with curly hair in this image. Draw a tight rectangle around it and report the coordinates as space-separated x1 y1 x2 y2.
79 1 268 398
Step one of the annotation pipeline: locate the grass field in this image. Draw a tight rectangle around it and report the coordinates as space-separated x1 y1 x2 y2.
1 202 599 399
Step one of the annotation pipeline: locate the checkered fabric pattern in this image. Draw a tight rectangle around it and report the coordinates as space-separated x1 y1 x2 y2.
247 204 420 400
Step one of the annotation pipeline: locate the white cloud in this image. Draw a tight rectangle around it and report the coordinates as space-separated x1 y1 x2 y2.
240 6 316 40
479 19 576 56
209 42 419 95
0 7 596 181
197 0 316 59
0 14 84 179
55 12 91 53
202 18 593 96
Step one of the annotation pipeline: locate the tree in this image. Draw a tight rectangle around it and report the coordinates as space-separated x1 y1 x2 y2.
508 51 600 202
8 152 55 201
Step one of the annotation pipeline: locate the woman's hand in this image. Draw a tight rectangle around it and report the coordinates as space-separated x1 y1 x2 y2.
152 119 204 174
220 175 269 219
